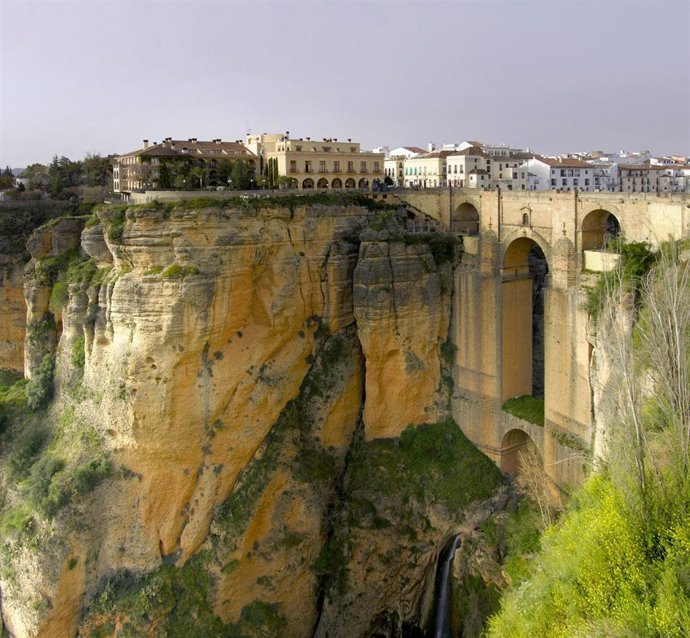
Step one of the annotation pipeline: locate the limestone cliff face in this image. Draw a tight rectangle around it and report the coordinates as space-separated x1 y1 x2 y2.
354 236 452 439
0 256 25 372
0 201 461 638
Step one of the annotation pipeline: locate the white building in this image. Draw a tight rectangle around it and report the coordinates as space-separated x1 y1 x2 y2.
525 157 595 191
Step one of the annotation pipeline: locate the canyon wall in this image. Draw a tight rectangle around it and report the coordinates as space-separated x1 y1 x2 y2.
0 200 497 637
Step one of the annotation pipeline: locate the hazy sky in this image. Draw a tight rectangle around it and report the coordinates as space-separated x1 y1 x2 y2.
1 0 689 166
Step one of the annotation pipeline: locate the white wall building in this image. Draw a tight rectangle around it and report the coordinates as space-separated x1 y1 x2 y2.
525 157 595 191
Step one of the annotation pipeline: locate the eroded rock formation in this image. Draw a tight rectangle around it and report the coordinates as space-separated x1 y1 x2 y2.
0 200 490 638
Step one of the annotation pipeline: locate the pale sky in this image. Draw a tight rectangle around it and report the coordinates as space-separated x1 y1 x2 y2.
1 0 689 167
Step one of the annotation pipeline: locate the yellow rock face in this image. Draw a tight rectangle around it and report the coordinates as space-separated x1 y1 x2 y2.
0 258 25 371
1 202 456 637
354 240 452 439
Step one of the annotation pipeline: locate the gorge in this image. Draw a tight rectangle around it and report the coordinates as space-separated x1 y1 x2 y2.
0 190 686 637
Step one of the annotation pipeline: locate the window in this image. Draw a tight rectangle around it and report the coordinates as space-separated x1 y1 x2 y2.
350 147 357 153
360 161 367 173
347 161 354 172
290 160 297 173
373 161 380 172
560 169 565 176
319 161 326 172
513 172 518 179
305 161 312 173
334 161 340 172
562 178 567 186
322 147 331 152
295 146 302 151
585 179 589 186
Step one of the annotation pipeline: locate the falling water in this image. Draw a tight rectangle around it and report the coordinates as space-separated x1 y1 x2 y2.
433 535 461 638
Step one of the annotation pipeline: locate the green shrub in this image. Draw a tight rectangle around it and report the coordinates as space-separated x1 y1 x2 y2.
106 210 126 242
48 279 68 315
586 240 656 323
487 476 684 637
161 263 200 279
71 338 85 368
25 354 54 411
4 421 48 478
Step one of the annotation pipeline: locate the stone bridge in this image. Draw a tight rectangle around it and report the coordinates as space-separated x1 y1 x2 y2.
377 188 689 491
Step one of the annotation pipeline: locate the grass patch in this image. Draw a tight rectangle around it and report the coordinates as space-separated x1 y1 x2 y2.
348 421 503 516
161 263 200 279
502 395 544 427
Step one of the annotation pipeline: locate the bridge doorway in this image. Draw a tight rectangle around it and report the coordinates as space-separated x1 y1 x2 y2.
581 209 621 250
500 428 539 476
452 203 480 235
501 238 548 402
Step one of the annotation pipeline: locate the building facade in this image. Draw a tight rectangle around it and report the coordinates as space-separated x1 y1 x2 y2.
114 138 257 196
247 133 384 190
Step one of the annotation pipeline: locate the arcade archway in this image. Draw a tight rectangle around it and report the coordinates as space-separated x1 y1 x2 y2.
452 202 480 235
501 238 548 402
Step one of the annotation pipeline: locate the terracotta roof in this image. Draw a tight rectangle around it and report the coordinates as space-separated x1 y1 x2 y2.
538 157 592 168
119 140 256 160
409 150 456 160
400 146 427 154
618 164 680 171
448 146 487 158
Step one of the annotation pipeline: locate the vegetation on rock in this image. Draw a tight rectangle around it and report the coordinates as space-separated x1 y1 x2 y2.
489 242 690 637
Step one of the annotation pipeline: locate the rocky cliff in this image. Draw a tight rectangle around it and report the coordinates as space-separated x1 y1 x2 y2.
0 197 504 637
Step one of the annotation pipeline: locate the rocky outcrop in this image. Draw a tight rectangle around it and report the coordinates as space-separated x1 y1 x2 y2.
0 256 25 372
0 201 470 638
354 237 452 439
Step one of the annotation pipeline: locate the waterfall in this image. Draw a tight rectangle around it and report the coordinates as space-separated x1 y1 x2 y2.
433 535 461 638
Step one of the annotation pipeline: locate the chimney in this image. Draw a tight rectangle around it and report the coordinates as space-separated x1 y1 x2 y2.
143 139 149 149
428 142 435 152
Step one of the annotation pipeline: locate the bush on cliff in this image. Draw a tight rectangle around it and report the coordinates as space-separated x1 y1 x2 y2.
25 353 54 411
489 243 690 637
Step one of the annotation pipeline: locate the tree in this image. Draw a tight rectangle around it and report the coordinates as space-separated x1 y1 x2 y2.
48 155 82 198
23 163 49 191
3 166 12 177
230 160 250 190
81 153 114 187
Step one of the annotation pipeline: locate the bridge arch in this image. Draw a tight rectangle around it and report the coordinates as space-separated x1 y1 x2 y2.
581 208 621 251
500 428 540 476
501 236 549 402
452 202 480 235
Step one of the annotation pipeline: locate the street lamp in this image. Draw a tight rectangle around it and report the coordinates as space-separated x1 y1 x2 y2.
250 179 254 190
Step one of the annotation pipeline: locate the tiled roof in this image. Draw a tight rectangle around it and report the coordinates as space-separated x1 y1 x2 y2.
538 157 592 168
448 146 487 158
119 140 256 160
